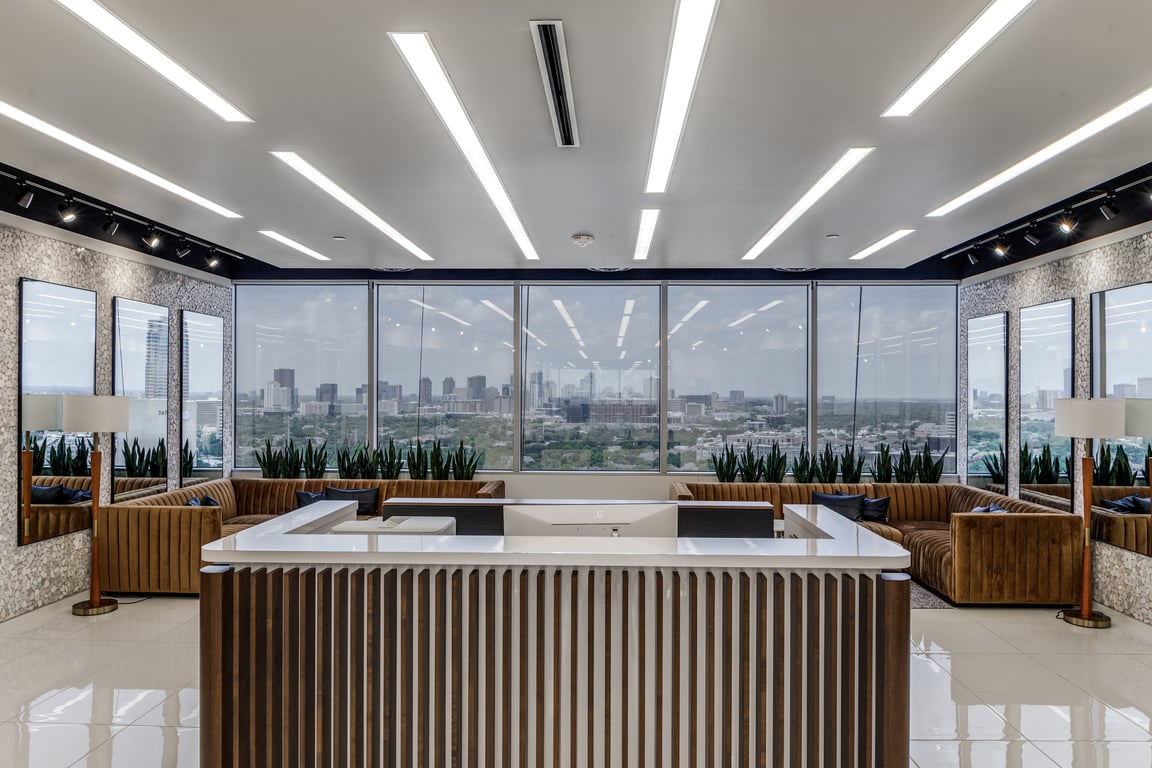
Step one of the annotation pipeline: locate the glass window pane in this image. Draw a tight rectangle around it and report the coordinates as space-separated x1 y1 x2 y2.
376 284 515 469
666 285 808 470
521 285 660 471
182 312 225 478
113 298 169 471
235 284 368 467
816 285 957 473
966 314 1006 475
1020 300 1072 472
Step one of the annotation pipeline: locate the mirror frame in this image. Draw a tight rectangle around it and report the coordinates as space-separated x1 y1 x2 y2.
112 297 171 501
180 310 225 486
17 278 97 545
965 312 1007 482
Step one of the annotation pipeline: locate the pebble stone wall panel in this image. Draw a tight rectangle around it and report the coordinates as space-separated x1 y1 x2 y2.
961 230 1152 623
0 223 232 622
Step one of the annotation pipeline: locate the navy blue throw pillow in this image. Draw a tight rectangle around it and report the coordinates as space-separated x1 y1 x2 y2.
186 496 201 507
201 495 221 507
812 491 865 521
62 487 92 504
971 502 1007 514
296 490 324 509
860 496 890 524
30 484 67 504
324 486 380 516
1102 495 1151 514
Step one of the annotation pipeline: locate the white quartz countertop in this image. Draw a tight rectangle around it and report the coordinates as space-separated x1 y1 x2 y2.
202 501 910 570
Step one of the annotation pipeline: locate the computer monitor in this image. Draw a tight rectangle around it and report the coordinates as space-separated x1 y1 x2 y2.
503 503 678 537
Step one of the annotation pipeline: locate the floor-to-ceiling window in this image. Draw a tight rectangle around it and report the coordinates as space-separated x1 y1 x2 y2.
376 284 516 469
816 284 958 473
520 284 661 471
234 284 369 467
665 285 808 470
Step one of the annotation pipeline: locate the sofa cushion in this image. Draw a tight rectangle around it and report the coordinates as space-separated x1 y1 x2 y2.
971 502 1007 514
228 514 279 527
62 487 92 504
860 496 890 524
812 491 865 520
857 520 902 544
296 490 324 509
904 529 954 599
201 494 221 507
186 497 201 507
324 486 379 516
891 520 950 536
31 484 67 504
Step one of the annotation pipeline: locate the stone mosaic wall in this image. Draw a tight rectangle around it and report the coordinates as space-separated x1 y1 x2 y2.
960 229 1152 623
0 223 232 622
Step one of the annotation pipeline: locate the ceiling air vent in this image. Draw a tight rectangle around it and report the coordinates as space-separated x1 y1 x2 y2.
530 20 579 147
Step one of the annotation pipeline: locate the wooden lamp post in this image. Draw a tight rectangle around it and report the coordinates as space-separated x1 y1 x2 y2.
62 395 130 617
1055 398 1126 629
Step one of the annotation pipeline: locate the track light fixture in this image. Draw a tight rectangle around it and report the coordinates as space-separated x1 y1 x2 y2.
142 227 161 249
14 181 34 209
57 197 78 223
205 248 219 268
175 238 192 259
992 240 1008 257
967 250 980 266
1099 197 1119 220
102 213 119 236
1058 213 1078 234
1023 226 1041 246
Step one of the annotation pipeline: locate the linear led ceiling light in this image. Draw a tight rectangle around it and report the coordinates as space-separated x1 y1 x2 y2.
633 209 661 261
53 0 252 122
616 299 635 347
552 298 584 345
644 0 719 193
881 0 1034 118
270 151 432 261
726 298 782 327
390 32 540 261
848 228 915 261
741 148 874 261
258 230 331 261
0 99 241 217
928 82 1152 217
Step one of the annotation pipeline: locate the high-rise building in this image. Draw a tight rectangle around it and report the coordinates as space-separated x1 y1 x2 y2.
467 375 486 401
773 393 789 414
419 377 432 404
729 390 745 406
442 377 455 396
144 319 168 398
378 380 403 401
1115 383 1137 398
1138 377 1152 397
316 383 337 402
274 368 298 410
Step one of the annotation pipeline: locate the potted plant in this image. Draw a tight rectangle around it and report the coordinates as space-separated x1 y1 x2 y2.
736 444 761 483
915 443 948 483
814 444 838 483
791 443 815 483
762 441 788 483
710 444 738 483
869 443 893 482
981 443 1005 484
893 441 918 483
840 445 864 483
303 439 328 479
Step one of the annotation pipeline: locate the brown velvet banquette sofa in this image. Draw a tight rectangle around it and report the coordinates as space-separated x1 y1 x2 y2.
25 476 166 540
101 476 504 594
671 481 1083 605
1011 483 1152 556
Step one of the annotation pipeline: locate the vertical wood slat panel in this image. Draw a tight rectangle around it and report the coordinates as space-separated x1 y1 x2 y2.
200 565 909 768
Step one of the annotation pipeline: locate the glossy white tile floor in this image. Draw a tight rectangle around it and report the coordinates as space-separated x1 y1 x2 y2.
2 595 1151 766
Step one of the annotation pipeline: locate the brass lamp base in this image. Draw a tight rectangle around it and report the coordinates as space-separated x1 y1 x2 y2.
72 598 118 616
1062 609 1111 629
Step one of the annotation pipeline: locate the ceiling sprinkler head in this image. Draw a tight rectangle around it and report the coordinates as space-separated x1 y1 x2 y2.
571 233 595 247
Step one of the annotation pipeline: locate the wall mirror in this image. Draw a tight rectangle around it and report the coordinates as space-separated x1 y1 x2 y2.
181 311 225 485
966 313 1006 485
1092 283 1152 477
112 298 170 500
1019 299 1072 487
18 279 96 544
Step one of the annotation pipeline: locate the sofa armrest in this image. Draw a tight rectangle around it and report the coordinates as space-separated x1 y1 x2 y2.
670 481 694 501
101 504 224 594
475 480 505 499
26 501 92 540
950 512 1083 604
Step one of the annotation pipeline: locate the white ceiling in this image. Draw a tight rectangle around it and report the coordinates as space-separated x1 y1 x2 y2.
2 0 1151 272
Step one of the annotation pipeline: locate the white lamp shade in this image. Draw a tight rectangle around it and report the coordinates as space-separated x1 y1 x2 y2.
61 395 131 433
1055 398 1126 439
21 394 63 431
1124 398 1152 437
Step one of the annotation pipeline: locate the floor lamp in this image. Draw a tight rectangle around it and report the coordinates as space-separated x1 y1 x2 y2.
20 394 63 546
62 395 130 617
1055 398 1126 629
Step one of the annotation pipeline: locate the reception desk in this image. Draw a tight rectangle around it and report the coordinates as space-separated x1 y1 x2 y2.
201 501 911 767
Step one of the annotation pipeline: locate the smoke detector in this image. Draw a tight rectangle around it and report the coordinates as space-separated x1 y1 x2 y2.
571 233 595 247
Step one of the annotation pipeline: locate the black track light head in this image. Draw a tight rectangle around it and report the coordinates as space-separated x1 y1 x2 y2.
142 227 161 249
14 182 34 209
1099 199 1119 220
1023 227 1041 246
992 240 1008 257
967 251 980 266
205 248 219 268
57 198 78 223
1058 213 1078 234
102 214 119 236
175 239 192 259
